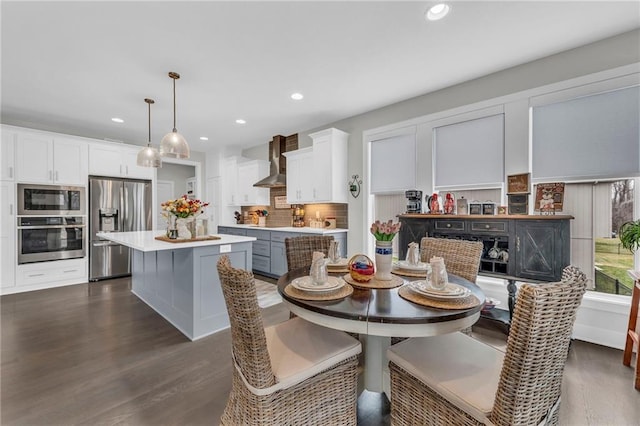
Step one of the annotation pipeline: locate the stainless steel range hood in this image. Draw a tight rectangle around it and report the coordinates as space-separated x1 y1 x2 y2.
254 135 287 188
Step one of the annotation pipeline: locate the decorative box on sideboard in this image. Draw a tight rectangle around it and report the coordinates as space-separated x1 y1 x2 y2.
507 194 528 215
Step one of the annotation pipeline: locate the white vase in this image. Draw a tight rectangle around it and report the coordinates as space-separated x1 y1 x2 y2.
176 217 194 239
374 240 393 281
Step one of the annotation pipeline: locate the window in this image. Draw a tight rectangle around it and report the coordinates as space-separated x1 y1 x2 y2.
433 114 504 190
370 128 416 194
531 85 640 182
565 178 638 296
594 179 636 295
372 193 406 257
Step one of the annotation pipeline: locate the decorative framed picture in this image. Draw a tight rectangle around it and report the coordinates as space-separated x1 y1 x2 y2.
534 183 565 212
507 173 531 194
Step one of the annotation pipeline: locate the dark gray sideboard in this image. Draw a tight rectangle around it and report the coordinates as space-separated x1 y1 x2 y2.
398 214 573 332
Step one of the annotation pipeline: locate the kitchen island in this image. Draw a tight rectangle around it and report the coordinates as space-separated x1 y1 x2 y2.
97 231 256 341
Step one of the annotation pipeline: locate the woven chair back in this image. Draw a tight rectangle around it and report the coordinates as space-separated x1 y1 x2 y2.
419 237 483 283
285 235 335 272
216 256 276 389
490 267 587 425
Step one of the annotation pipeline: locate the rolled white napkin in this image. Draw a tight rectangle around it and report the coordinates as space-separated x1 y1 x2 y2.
430 256 447 289
310 251 328 284
406 242 420 265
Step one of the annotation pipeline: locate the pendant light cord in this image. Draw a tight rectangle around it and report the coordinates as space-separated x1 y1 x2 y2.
144 98 155 148
172 77 177 132
148 100 152 147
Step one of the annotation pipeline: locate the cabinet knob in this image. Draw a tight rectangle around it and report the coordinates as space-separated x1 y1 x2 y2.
485 224 490 229
446 223 451 228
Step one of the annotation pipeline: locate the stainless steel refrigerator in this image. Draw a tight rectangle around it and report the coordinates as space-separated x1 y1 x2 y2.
89 177 152 281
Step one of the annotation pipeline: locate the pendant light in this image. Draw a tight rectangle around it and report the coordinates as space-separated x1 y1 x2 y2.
136 98 162 168
160 71 190 159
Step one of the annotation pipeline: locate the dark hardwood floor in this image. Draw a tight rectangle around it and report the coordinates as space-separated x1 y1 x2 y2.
1 277 638 425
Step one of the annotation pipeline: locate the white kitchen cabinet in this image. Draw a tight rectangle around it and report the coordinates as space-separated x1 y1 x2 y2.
89 143 154 180
309 128 349 203
284 147 314 203
15 258 87 289
15 132 87 185
223 156 240 206
237 160 270 206
121 146 155 179
1 128 16 181
285 129 348 204
0 181 16 290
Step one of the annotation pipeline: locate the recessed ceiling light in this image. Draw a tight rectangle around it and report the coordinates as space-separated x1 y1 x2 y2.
291 93 304 100
199 136 209 141
426 3 450 21
111 117 124 123
235 119 246 124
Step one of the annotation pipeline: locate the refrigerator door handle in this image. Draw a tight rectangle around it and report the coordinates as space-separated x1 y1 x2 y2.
120 184 126 233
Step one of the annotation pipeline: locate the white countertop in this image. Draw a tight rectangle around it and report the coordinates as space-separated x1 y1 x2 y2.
219 224 348 234
97 231 256 252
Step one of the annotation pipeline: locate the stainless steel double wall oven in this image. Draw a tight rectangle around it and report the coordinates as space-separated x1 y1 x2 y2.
17 184 86 264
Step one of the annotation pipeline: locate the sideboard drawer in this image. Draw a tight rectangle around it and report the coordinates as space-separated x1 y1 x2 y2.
470 220 509 233
434 220 465 231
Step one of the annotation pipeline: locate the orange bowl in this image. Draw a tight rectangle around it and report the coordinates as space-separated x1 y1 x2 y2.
348 254 375 283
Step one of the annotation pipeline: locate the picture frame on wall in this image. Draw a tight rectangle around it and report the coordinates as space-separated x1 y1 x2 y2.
534 182 565 212
507 173 531 194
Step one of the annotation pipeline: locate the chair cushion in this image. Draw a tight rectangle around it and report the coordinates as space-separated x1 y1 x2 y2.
264 317 361 391
387 332 504 422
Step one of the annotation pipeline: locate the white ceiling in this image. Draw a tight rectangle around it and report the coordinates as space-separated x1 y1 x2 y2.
2 1 639 153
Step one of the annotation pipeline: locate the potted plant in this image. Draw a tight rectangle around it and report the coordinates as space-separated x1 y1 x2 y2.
619 219 640 253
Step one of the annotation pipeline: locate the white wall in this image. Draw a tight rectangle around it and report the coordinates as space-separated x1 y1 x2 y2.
157 163 195 199
297 29 640 257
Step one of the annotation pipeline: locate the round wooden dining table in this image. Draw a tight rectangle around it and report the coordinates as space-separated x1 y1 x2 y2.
277 268 485 395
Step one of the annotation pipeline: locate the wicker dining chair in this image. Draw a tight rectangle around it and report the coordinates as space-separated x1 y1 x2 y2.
216 255 361 426
285 235 335 272
420 237 484 283
387 265 587 426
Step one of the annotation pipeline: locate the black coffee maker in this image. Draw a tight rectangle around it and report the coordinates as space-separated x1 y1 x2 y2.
405 190 422 213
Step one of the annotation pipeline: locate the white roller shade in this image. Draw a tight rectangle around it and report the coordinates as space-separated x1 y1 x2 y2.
532 85 640 181
370 132 416 193
433 114 504 189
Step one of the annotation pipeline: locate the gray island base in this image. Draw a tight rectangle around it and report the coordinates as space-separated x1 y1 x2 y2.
97 231 256 340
